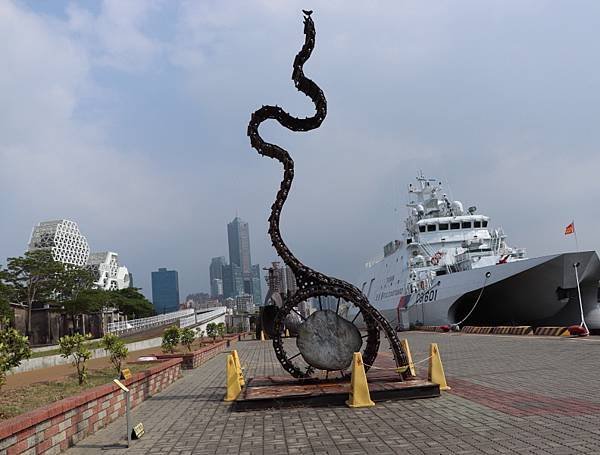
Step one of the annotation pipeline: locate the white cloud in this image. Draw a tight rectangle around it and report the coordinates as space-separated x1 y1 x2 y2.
66 0 163 71
0 1 182 271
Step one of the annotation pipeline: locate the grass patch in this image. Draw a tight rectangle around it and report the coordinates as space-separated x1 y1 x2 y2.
0 363 157 420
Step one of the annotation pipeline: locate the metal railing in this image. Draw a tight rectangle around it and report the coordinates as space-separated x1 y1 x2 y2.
107 309 195 335
180 307 227 329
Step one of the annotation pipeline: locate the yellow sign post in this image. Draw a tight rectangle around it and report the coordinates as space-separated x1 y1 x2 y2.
120 369 132 380
113 379 132 446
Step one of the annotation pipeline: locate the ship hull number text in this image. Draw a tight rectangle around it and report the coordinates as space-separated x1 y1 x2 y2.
415 289 438 305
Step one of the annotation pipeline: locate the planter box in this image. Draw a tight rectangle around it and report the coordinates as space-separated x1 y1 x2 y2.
156 340 230 369
0 358 182 455
154 333 250 369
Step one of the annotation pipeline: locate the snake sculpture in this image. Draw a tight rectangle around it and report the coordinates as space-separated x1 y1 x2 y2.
247 11 409 379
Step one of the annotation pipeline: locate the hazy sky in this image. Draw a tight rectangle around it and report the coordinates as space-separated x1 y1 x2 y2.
1 1 599 301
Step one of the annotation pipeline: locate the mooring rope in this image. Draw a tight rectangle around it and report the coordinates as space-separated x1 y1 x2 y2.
453 271 491 328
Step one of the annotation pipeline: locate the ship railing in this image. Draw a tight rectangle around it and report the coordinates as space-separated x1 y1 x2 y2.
365 254 384 268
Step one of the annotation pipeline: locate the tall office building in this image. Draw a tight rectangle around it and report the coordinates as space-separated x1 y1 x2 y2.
251 265 262 306
226 216 261 303
209 256 227 298
227 217 252 277
210 278 223 298
222 264 244 299
151 268 180 314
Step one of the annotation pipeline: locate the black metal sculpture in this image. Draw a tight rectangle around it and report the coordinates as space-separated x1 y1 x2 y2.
247 11 409 379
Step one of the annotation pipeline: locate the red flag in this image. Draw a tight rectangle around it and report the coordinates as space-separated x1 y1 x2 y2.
565 222 575 235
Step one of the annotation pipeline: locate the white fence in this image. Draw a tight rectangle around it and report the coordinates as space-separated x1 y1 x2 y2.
179 314 196 328
180 307 227 329
107 309 195 335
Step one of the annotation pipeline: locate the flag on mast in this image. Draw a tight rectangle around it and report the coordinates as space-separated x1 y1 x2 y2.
565 222 575 235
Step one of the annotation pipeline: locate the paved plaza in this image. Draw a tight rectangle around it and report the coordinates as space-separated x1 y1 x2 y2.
68 333 600 455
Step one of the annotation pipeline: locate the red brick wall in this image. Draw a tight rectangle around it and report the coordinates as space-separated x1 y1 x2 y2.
154 332 252 370
156 336 235 369
0 358 182 455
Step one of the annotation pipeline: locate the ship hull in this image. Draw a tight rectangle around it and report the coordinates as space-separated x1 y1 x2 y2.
365 251 600 330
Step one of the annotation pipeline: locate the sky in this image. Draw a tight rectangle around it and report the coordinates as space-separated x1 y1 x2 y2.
1 0 600 301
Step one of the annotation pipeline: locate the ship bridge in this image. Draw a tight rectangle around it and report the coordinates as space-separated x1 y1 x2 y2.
416 215 491 244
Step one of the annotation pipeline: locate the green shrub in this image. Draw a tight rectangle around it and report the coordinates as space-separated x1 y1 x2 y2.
59 333 92 385
217 322 226 339
180 327 196 352
102 333 129 374
206 323 218 343
161 326 181 353
0 318 32 390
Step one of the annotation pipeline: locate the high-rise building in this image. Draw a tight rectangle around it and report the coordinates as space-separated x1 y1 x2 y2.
28 219 131 290
151 268 180 314
264 262 296 298
251 264 262 306
222 264 244 299
226 216 261 303
227 217 252 277
209 256 226 293
235 294 254 313
210 278 223 298
87 252 130 291
28 219 90 266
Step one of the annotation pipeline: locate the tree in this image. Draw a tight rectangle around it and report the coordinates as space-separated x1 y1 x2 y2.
0 269 14 322
56 265 95 303
4 250 64 336
180 327 196 352
0 318 32 390
109 288 154 319
217 322 226 340
102 333 128 374
59 333 92 385
0 298 11 324
206 323 218 343
161 326 180 354
62 289 107 334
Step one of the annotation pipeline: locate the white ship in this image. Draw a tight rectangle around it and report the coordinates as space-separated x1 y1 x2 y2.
359 175 600 331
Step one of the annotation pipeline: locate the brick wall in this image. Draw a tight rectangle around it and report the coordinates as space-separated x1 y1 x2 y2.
156 334 242 369
0 358 182 455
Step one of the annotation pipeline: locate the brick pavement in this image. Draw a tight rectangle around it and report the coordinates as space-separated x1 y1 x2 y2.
67 333 600 454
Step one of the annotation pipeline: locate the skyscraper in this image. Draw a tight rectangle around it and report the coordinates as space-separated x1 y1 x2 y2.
222 264 244 299
251 264 263 306
151 268 180 314
226 216 262 303
227 217 252 277
209 256 227 298
210 278 223 298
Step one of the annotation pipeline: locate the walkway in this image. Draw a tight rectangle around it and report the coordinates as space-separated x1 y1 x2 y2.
68 333 600 454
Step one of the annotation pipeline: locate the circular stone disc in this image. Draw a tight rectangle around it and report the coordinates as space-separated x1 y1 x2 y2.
296 310 362 370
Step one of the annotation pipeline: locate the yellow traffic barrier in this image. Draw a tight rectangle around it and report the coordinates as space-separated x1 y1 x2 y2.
346 352 375 408
224 354 242 402
260 330 266 341
285 328 290 337
231 349 245 386
400 339 416 377
428 343 451 391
